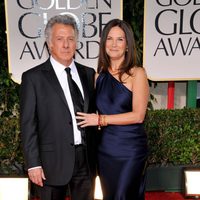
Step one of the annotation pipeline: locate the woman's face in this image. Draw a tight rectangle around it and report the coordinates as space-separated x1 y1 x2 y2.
105 26 127 62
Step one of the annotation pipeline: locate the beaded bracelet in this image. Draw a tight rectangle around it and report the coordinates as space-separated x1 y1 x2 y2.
98 115 108 130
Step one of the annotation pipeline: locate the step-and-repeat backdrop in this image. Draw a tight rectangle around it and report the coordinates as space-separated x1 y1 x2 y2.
5 0 122 83
143 0 200 81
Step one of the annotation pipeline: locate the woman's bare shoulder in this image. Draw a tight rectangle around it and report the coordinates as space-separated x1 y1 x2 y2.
130 66 147 77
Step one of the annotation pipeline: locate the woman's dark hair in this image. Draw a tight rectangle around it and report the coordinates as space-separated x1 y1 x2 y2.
97 19 138 81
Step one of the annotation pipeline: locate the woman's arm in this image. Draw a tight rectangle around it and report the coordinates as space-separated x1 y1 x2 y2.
76 67 149 127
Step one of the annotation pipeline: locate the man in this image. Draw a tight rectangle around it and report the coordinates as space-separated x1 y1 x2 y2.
20 14 97 200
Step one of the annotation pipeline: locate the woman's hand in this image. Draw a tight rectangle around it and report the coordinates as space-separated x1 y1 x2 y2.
76 112 99 127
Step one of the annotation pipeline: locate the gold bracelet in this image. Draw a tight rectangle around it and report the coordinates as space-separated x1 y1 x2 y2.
99 115 108 127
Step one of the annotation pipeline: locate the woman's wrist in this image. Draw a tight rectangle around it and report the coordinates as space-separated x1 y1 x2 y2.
98 114 108 130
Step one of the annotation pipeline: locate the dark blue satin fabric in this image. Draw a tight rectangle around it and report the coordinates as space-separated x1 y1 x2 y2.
96 72 148 200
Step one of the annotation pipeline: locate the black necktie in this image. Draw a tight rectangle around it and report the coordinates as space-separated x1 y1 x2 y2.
65 68 84 114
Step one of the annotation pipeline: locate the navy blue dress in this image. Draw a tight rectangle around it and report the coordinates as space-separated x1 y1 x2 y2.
96 71 148 200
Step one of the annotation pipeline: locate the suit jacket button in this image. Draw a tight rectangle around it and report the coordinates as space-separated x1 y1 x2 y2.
69 121 72 125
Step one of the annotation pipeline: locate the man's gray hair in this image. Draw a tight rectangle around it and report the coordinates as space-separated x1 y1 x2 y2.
44 14 79 44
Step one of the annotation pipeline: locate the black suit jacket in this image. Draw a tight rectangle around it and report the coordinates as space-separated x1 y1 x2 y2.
20 59 97 185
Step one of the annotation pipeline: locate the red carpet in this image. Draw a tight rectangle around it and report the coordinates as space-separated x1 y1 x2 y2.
32 192 195 200
145 192 194 200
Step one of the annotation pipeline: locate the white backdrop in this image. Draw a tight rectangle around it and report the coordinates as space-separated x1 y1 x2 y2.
143 0 200 81
5 0 122 83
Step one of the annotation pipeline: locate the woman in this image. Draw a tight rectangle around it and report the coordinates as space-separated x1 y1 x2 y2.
76 19 149 200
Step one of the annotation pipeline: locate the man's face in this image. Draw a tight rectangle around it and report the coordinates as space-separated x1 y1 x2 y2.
48 23 77 66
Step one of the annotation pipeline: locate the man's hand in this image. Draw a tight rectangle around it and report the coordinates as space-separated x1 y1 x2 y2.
28 168 46 187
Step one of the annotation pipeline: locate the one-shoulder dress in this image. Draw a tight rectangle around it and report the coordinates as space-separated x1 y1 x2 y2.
96 71 148 200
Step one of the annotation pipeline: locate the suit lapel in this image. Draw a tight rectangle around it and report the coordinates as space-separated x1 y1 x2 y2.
42 59 70 110
75 62 90 112
42 60 90 113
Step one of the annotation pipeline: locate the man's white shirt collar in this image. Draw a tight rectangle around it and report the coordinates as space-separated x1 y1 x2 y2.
50 56 76 75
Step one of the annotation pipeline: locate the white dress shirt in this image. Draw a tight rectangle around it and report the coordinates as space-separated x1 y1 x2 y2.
50 56 84 145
